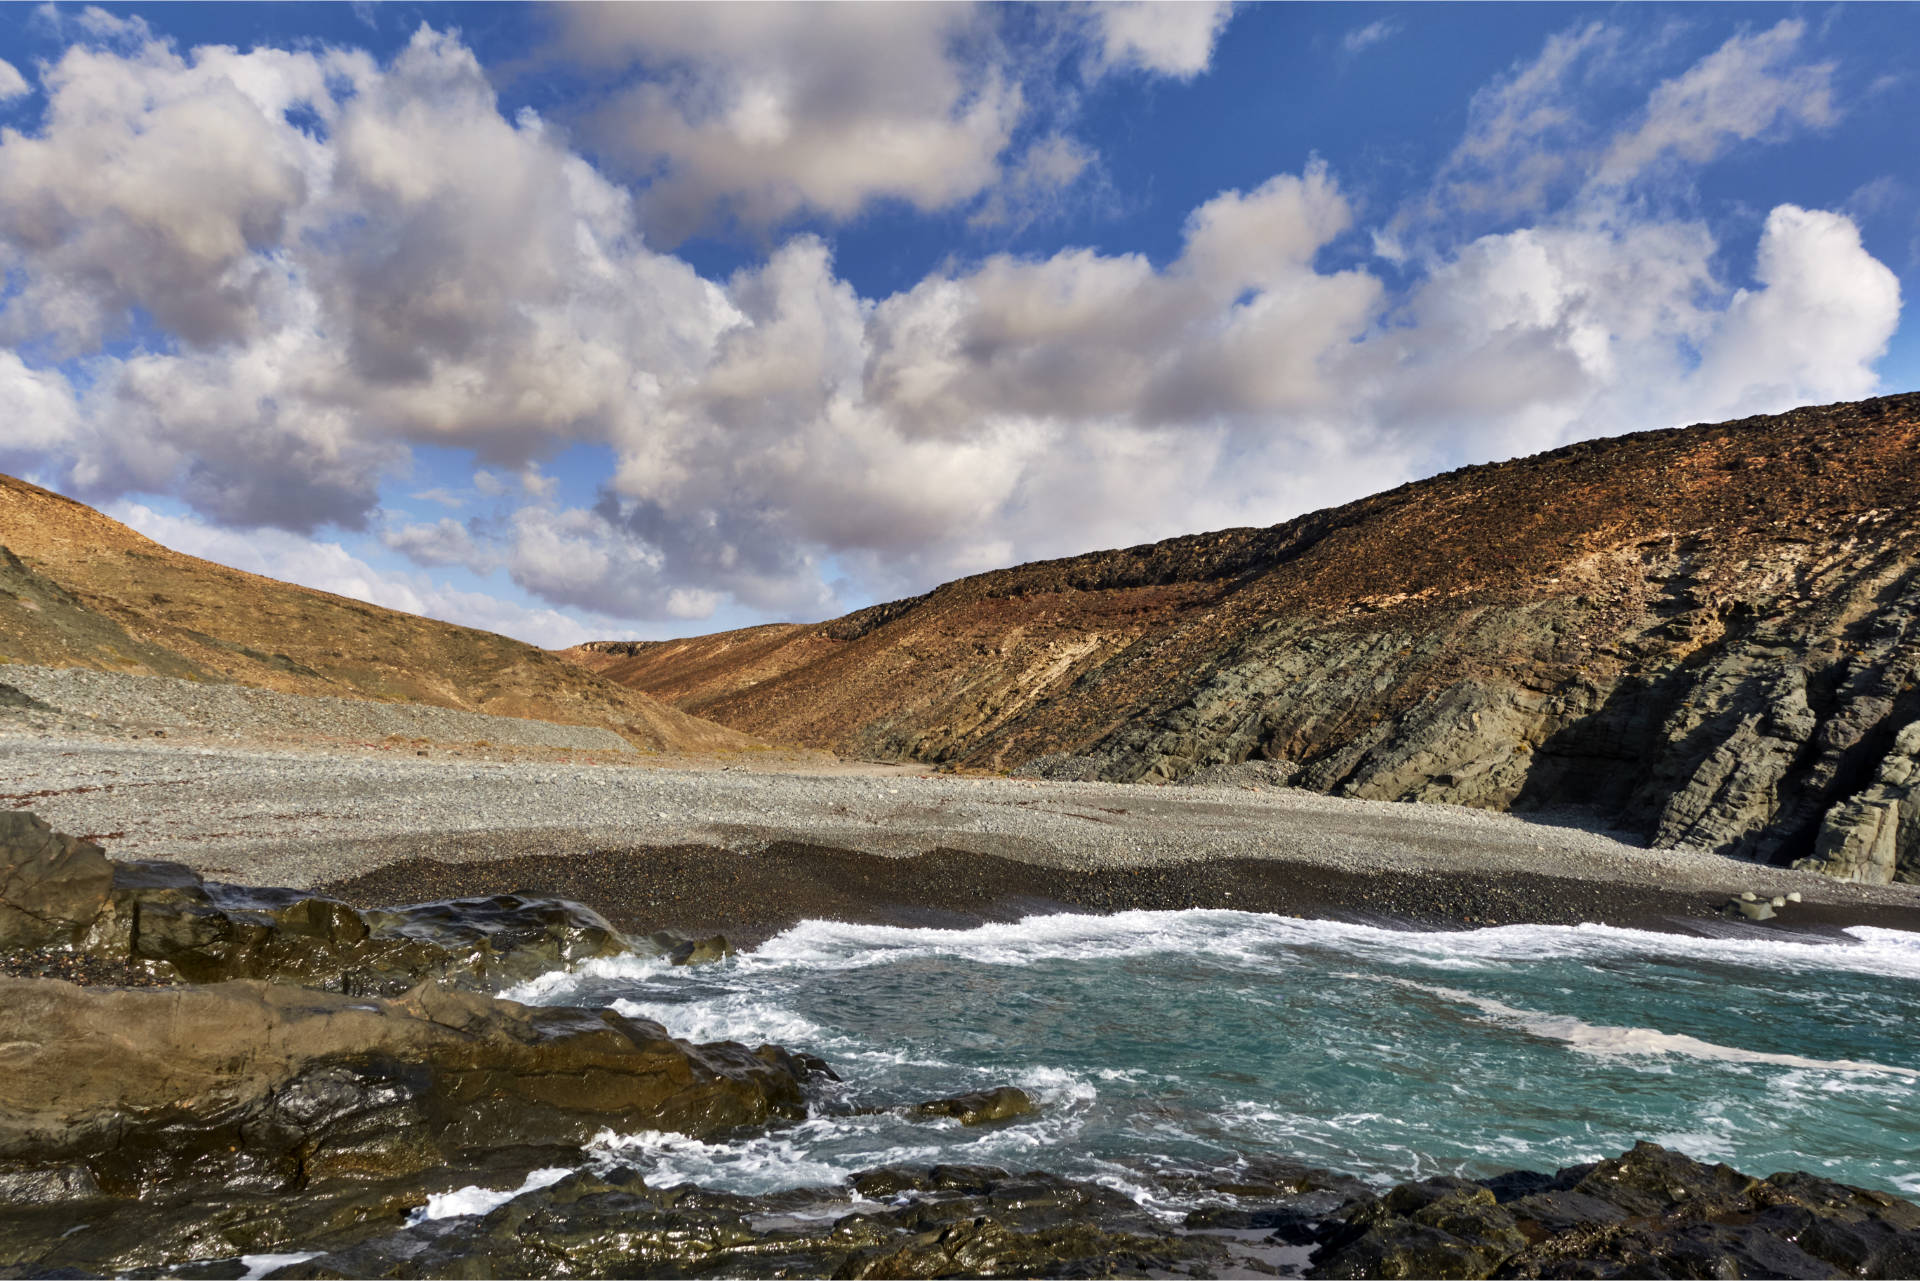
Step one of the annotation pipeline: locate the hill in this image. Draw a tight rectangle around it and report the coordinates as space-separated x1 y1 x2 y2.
0 475 751 754
567 394 1920 881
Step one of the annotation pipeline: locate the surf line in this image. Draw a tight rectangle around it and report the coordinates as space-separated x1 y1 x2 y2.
1347 973 1920 1079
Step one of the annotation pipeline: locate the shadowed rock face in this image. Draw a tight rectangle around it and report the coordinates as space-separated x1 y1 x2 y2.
570 394 1920 881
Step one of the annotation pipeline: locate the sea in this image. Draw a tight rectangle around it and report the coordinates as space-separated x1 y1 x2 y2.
494 910 1920 1215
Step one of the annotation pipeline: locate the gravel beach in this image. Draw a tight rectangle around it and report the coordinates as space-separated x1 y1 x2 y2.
8 688 1920 943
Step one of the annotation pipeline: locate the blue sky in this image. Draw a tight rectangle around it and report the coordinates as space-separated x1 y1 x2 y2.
0 2 1913 646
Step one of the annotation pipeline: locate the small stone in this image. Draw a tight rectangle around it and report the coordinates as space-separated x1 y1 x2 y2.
1740 891 1757 902
1735 900 1776 922
1770 896 1786 908
1786 891 1802 903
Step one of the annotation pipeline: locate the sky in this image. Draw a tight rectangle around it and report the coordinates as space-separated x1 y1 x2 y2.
0 2 1914 648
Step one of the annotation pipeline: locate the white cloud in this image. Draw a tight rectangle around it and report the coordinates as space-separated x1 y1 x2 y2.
557 3 1020 241
1089 2 1233 78
1342 20 1399 56
0 17 1903 636
1595 20 1836 188
0 59 31 100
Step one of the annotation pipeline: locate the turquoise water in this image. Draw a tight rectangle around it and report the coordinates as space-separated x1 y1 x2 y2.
506 912 1920 1207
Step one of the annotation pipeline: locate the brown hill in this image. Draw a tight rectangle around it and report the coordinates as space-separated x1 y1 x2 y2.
0 475 751 753
568 394 1920 881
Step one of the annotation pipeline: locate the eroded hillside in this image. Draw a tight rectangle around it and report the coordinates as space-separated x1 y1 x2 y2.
0 476 751 754
570 394 1920 880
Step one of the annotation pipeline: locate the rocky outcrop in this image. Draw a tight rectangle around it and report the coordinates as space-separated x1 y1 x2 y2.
0 810 629 992
1309 1141 1920 1279
575 394 1920 881
26 1144 1902 1280
0 979 820 1276
1801 721 1920 883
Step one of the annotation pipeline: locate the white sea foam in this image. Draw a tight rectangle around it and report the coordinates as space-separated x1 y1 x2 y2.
1378 976 1920 1078
408 1167 574 1224
590 1122 930 1194
609 994 829 1047
729 909 1920 986
238 1253 321 1279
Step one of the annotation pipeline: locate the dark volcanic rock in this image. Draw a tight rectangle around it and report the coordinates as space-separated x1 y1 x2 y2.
1306 1142 1920 1279
905 1086 1037 1126
0 976 815 1276
1 809 630 993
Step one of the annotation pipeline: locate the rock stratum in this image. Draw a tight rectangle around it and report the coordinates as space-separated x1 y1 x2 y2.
570 394 1920 882
0 473 750 753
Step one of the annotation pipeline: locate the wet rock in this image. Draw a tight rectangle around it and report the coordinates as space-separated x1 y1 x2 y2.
1305 1142 1920 1280
1 811 629 994
905 1086 1036 1126
0 811 112 950
650 931 737 966
0 974 814 1273
275 1164 1227 1280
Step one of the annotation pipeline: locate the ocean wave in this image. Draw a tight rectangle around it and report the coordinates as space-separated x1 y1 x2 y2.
1377 976 1920 1078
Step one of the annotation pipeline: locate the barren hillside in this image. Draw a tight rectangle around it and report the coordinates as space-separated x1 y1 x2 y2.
570 394 1920 880
0 476 752 754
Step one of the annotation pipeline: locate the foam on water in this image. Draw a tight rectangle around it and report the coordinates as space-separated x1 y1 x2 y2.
408 1167 573 1224
513 910 1920 1201
1371 976 1920 1079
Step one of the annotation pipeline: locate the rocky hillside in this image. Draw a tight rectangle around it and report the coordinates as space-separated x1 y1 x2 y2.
570 394 1920 882
0 475 751 753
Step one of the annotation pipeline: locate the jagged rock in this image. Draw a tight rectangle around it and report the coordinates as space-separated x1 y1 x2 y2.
1798 721 1920 883
649 931 736 966
1306 1142 1920 1280
1 810 628 993
904 1086 1036 1126
0 975 816 1274
0 811 112 950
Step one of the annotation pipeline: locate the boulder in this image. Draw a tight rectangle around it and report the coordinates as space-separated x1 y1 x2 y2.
0 811 112 950
905 1086 1036 1127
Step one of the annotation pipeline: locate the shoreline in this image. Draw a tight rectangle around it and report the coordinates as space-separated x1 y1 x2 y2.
317 838 1920 949
8 729 1919 945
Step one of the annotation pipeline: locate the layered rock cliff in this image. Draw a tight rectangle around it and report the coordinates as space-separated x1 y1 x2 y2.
570 394 1920 882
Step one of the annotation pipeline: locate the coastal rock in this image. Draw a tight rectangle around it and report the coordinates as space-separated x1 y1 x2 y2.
905 1086 1037 1126
0 811 111 950
1 811 628 993
1306 1142 1920 1280
649 931 737 966
0 975 816 1275
1798 720 1920 883
273 1164 1229 1280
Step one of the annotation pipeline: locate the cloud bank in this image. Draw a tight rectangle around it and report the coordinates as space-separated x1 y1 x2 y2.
0 11 1900 643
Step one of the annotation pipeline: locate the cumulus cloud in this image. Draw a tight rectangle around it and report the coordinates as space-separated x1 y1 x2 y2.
556 3 1019 241
0 16 1903 640
1089 1 1233 78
